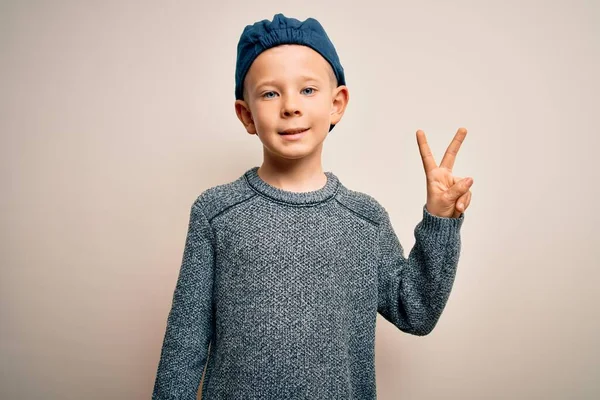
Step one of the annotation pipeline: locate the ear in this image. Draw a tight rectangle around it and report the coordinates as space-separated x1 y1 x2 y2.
235 100 257 135
329 85 349 126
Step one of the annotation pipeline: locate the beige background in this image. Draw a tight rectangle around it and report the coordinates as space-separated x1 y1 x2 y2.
1 0 598 399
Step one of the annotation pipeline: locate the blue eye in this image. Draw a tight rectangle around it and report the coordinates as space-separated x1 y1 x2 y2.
261 88 316 98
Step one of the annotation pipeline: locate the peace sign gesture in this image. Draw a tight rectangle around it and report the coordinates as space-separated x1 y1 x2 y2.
417 127 473 219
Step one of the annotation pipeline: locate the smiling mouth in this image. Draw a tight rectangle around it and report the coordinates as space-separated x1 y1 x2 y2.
279 128 309 135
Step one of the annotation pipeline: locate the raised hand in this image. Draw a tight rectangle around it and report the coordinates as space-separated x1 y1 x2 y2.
416 127 473 219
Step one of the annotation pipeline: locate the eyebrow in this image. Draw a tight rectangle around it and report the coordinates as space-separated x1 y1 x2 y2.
254 75 322 89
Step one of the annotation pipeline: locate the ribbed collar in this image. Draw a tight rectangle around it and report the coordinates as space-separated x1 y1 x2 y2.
243 166 340 205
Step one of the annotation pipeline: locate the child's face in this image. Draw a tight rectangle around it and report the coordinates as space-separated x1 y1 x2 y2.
235 44 348 161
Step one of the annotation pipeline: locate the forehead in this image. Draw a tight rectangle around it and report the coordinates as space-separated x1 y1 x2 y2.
245 44 330 87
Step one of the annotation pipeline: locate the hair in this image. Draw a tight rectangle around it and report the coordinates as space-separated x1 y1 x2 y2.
242 62 338 104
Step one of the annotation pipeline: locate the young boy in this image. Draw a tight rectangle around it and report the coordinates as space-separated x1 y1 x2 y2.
152 13 472 400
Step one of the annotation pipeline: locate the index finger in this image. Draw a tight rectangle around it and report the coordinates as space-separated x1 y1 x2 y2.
440 127 468 171
416 129 438 174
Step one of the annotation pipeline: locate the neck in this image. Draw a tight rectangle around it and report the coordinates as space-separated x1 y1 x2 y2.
258 149 326 192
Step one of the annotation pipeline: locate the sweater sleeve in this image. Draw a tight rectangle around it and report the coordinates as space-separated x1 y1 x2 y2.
152 200 215 400
376 204 464 336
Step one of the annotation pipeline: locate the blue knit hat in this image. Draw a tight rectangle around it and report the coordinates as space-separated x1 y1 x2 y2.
235 13 346 132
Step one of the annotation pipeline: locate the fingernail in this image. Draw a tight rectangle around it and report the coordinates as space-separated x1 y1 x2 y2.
458 203 464 210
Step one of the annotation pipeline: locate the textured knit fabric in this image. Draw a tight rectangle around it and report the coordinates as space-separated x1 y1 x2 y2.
152 166 465 399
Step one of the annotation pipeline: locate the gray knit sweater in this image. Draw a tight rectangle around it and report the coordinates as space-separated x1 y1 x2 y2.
152 166 464 399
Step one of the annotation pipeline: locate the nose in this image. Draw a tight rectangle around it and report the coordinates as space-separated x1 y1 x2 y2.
280 93 302 117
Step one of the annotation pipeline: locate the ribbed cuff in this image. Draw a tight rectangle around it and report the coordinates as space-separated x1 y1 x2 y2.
417 204 464 241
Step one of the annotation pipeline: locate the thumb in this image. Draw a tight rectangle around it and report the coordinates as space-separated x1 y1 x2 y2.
448 177 473 201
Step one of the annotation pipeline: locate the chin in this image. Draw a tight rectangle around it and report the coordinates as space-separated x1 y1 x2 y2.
274 149 315 160
264 143 321 160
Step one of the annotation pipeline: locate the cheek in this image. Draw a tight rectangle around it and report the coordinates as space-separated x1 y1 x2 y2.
314 99 333 121
252 105 276 126
316 96 332 113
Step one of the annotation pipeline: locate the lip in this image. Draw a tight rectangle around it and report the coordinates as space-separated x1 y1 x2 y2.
278 127 309 141
279 127 309 135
